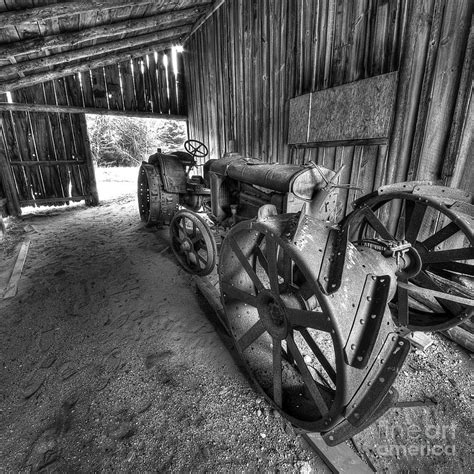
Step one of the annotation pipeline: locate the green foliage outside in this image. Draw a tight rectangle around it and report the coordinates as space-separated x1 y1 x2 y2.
86 115 187 167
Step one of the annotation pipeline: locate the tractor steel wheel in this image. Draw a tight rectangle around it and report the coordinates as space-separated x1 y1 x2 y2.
170 210 217 276
219 218 347 432
345 188 474 331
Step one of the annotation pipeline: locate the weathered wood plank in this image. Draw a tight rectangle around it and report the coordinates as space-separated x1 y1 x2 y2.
3 240 30 299
0 40 178 93
0 6 206 59
0 115 21 215
104 64 123 111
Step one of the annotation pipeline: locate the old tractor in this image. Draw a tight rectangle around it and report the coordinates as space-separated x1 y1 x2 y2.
137 140 474 445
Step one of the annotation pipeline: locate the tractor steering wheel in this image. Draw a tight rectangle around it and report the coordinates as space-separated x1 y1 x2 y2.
184 139 209 159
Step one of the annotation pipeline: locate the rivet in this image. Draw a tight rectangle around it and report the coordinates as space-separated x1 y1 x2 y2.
367 296 372 301
357 356 363 362
360 319 365 325
398 341 404 346
379 377 385 383
367 381 372 386
351 344 356 350
371 314 377 319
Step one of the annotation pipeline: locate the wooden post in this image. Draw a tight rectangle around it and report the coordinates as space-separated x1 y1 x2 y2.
78 114 99 206
0 117 21 216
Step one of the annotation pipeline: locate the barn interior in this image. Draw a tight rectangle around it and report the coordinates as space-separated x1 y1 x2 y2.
0 0 473 472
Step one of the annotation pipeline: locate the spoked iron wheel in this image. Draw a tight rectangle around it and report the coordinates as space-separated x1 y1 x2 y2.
345 190 474 331
219 219 346 431
170 210 217 276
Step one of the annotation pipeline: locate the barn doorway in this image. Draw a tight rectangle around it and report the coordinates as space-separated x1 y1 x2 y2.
85 115 187 201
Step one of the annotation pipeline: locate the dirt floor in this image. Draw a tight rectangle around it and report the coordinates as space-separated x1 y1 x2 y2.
0 170 472 472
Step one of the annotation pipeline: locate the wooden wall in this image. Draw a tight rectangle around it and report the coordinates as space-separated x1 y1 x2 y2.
184 0 473 215
0 47 187 216
0 79 98 214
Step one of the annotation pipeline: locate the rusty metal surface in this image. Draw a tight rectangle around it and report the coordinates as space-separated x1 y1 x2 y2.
345 188 474 331
219 214 408 441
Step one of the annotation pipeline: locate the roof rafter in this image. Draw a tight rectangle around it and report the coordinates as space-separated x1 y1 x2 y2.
0 40 179 93
0 5 207 59
0 0 154 27
0 26 190 78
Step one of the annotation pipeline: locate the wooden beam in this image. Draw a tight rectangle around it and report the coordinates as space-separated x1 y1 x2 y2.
0 6 208 60
0 41 178 93
0 26 191 78
0 102 188 121
0 0 153 27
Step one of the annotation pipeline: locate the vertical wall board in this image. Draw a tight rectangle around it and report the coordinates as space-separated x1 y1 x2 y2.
443 17 473 186
176 52 187 116
414 0 472 181
119 59 137 111
16 86 59 199
0 117 22 215
156 53 169 114
166 49 178 116
146 53 160 114
90 67 109 109
104 64 123 111
1 112 29 201
55 79 83 197
64 74 84 107
143 55 153 112
80 70 95 108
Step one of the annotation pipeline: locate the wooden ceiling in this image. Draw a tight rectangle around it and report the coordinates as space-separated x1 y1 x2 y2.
0 0 217 93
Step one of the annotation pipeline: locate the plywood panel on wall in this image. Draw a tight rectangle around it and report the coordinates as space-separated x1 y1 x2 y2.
289 72 398 145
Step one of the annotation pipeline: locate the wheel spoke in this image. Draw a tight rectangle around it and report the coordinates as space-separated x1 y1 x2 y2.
397 275 409 326
405 202 427 243
265 236 280 294
398 281 474 307
428 261 474 276
362 207 394 240
229 237 265 292
411 272 462 314
197 252 207 264
279 248 293 286
272 338 283 408
192 221 197 238
299 329 336 385
192 251 202 270
254 245 268 274
421 222 460 250
237 320 265 351
286 334 328 415
286 308 332 332
221 281 258 307
423 248 474 264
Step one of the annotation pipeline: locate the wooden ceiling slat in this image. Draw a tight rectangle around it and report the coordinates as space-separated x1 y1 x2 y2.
0 6 206 59
0 0 154 27
0 26 190 78
0 39 180 92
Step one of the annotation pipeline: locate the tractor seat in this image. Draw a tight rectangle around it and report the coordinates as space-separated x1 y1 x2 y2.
170 151 196 167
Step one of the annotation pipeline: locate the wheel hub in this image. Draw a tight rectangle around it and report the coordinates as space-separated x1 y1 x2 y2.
180 238 192 252
257 290 289 340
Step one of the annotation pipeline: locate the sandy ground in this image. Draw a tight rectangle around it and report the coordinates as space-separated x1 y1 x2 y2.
0 168 472 472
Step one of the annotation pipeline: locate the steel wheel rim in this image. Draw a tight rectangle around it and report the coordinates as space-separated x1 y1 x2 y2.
170 210 217 276
346 192 474 330
219 219 346 431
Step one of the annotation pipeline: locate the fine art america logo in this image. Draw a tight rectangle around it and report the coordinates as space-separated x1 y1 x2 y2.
376 421 456 457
